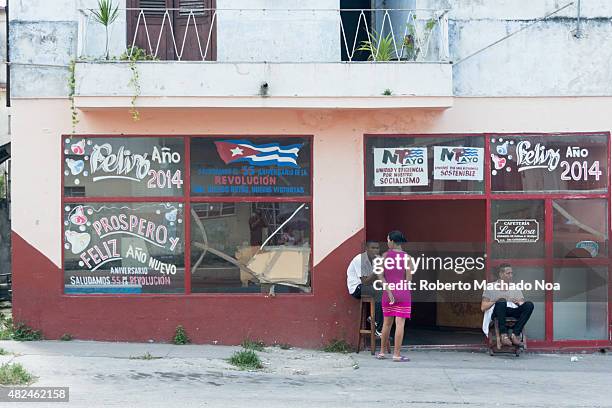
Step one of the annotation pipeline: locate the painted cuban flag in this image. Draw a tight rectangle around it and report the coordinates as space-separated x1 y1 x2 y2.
214 139 302 168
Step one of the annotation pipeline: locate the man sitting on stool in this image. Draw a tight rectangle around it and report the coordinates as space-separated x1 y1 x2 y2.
347 241 383 335
481 263 535 347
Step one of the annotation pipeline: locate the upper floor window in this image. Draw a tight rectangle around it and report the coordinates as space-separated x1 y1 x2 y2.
127 0 216 61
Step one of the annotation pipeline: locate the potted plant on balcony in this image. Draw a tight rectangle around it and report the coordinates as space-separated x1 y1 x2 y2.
357 30 396 62
400 17 438 61
92 0 119 60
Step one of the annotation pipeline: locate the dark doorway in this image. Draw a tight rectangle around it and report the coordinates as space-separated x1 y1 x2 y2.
340 0 372 61
127 0 216 61
366 199 486 345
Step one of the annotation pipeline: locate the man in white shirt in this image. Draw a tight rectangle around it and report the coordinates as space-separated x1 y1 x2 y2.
347 241 382 334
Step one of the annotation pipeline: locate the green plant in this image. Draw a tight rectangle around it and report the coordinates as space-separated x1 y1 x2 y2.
0 348 9 355
60 333 73 341
92 0 119 60
228 350 263 370
130 352 161 360
358 30 396 62
68 59 78 133
241 339 265 352
127 58 141 121
120 46 157 62
322 339 352 353
0 316 42 341
425 17 437 31
119 46 153 122
382 88 392 96
173 325 190 345
0 363 35 385
0 315 12 340
12 323 42 341
402 17 438 61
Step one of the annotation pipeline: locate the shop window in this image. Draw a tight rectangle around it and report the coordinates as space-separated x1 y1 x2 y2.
553 266 608 340
63 137 185 197
63 135 311 295
189 136 312 294
366 136 485 195
491 200 544 259
63 202 185 294
491 134 608 193
190 137 311 197
190 202 311 293
553 199 608 259
63 136 186 295
511 267 546 340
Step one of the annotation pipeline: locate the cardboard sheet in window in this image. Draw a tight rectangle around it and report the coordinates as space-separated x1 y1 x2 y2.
246 246 310 285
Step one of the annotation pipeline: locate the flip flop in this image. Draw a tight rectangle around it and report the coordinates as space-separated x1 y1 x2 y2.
392 356 410 362
375 353 386 360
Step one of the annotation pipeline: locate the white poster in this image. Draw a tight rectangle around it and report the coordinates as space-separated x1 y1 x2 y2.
433 146 484 181
373 147 428 187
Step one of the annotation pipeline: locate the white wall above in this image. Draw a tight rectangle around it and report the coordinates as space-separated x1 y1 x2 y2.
74 61 453 109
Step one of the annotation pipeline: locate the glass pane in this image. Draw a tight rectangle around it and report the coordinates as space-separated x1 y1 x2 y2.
553 199 608 258
491 134 608 193
491 200 544 258
512 266 545 340
366 136 485 195
63 202 185 294
190 202 311 293
553 266 608 340
190 137 311 197
63 137 185 197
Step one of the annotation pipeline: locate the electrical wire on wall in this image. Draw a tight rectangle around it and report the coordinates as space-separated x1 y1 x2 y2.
453 1 576 66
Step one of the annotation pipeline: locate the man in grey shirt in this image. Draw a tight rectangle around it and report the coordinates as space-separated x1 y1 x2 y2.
481 263 534 347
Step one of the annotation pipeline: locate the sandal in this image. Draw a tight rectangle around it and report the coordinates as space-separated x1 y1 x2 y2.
392 356 410 362
375 353 386 360
510 333 522 346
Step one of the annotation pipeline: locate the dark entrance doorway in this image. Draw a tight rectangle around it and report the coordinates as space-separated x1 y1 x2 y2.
366 199 486 345
340 0 372 61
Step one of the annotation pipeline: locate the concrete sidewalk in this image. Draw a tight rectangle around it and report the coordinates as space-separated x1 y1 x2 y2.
0 340 610 408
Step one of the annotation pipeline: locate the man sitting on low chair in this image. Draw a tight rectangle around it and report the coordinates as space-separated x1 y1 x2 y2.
481 263 534 347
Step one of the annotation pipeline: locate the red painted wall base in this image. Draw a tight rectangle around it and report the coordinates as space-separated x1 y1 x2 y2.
11 230 365 348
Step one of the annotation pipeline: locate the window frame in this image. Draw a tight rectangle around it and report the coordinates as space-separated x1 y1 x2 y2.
61 134 314 297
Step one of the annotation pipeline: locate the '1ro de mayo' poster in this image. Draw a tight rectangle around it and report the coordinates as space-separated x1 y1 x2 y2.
433 146 484 181
373 147 428 187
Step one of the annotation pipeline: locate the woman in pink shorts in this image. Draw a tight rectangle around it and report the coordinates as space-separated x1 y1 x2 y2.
377 230 412 362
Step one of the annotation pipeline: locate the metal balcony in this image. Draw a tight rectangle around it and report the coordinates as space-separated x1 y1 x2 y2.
74 7 453 109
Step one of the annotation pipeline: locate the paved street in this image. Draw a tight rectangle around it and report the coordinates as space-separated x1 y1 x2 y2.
0 340 610 408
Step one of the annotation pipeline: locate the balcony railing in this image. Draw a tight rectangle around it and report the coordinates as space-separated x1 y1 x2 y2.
77 7 450 63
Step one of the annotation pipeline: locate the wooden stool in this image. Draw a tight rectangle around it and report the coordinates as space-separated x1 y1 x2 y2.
487 317 527 357
357 296 377 355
